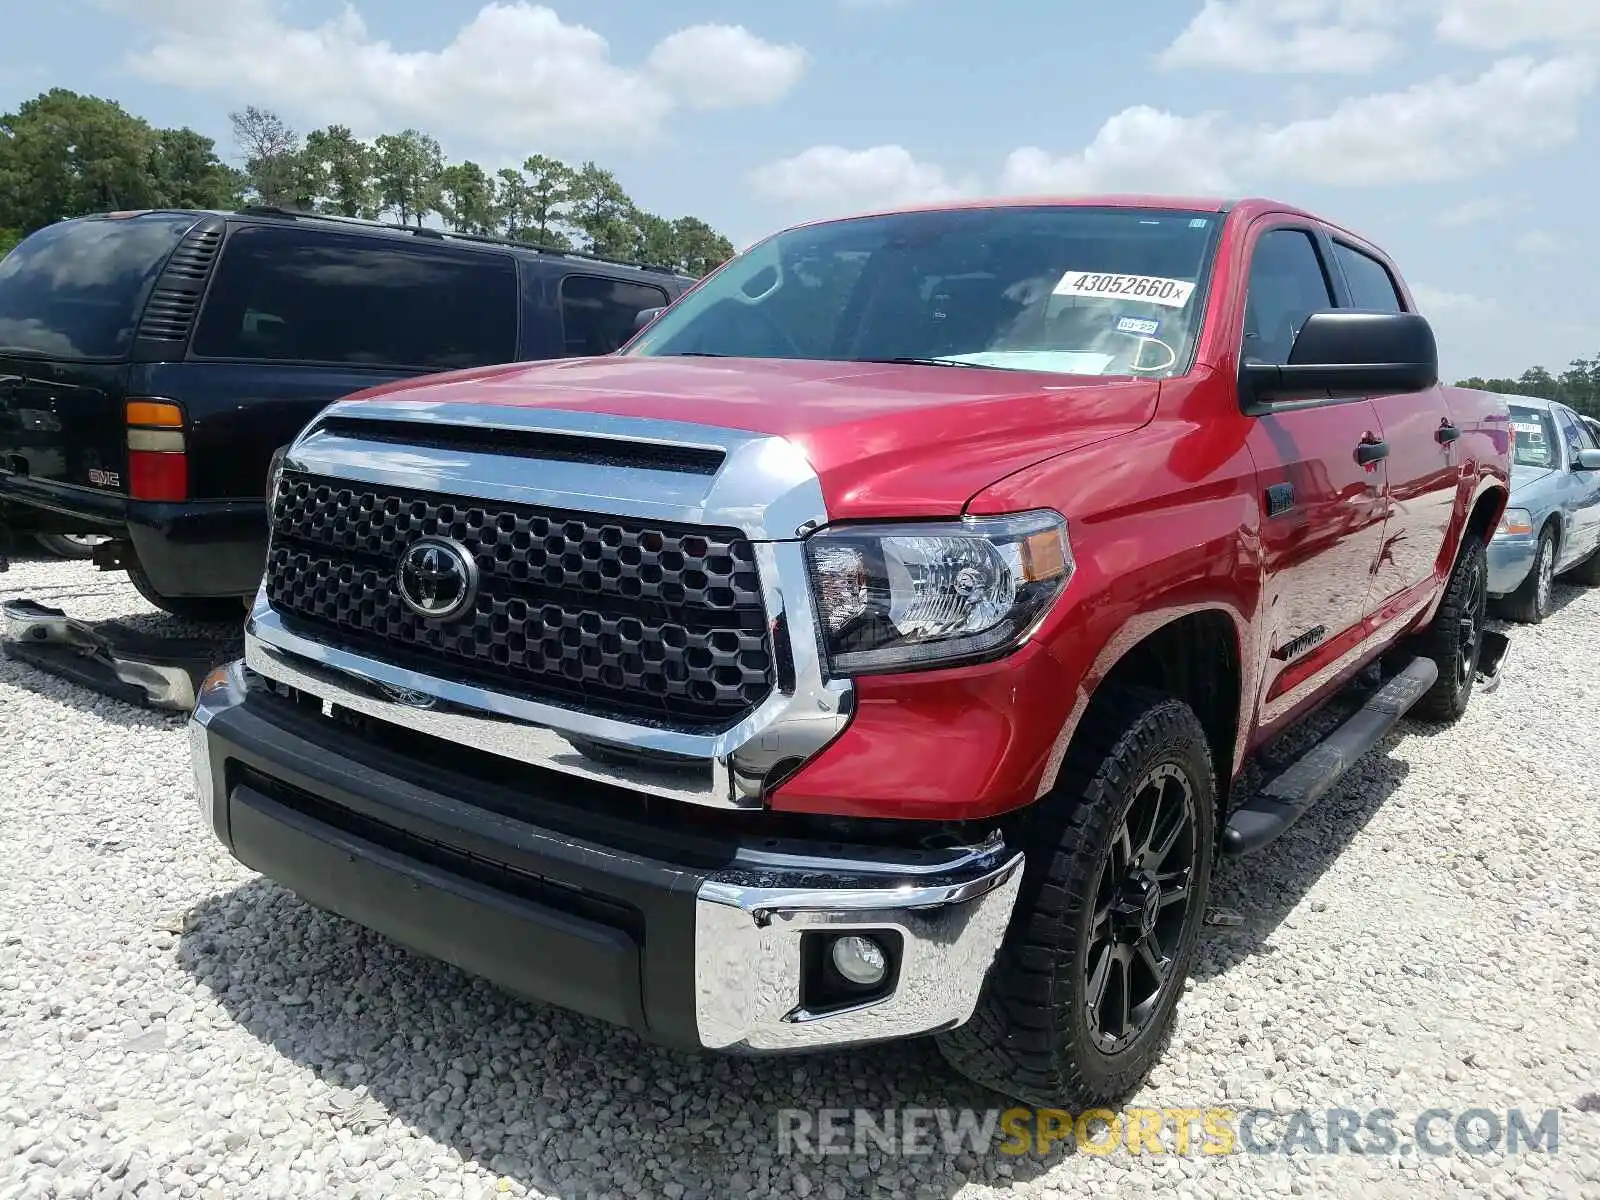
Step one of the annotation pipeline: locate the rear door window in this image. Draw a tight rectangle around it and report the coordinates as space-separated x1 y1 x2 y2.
0 215 197 359
192 225 518 370
1332 242 1406 312
558 273 669 356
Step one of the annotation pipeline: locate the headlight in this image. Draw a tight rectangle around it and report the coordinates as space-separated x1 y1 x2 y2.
266 445 287 508
805 510 1073 676
1497 508 1533 537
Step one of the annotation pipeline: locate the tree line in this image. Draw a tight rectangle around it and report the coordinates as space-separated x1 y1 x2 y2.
1457 353 1600 418
0 90 735 275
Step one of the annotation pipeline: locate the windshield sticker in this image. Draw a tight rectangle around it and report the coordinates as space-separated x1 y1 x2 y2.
939 350 1117 374
1116 315 1161 337
1189 218 1209 228
1513 421 1543 436
1054 271 1196 308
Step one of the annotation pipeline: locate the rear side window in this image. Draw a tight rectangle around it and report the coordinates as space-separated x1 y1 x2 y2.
1332 242 1405 312
559 274 669 356
192 225 518 370
0 215 196 359
1556 406 1595 454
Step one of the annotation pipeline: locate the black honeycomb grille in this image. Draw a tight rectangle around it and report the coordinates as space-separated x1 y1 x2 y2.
265 471 775 729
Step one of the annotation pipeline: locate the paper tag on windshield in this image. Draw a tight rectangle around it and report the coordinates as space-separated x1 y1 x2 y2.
1513 421 1543 436
1054 271 1195 308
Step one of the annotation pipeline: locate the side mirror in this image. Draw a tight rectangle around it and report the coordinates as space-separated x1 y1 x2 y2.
632 306 665 334
1242 310 1439 407
1575 448 1600 471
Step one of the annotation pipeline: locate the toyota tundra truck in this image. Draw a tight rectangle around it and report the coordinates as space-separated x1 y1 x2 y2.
189 197 1511 1106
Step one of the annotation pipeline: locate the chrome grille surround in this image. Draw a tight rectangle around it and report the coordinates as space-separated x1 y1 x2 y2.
246 398 852 810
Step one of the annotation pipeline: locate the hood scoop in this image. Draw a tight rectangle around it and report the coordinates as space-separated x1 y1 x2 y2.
316 415 726 476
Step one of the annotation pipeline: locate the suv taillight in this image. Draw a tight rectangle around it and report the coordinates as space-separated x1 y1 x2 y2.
125 399 187 501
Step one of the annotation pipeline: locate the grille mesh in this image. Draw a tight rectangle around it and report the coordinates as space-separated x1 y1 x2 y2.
266 471 774 728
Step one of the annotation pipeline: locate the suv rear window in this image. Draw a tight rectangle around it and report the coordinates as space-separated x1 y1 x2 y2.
0 215 197 359
192 225 518 370
559 273 669 356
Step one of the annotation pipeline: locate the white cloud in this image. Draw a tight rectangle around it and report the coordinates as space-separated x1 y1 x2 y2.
1000 108 1240 195
1248 55 1597 184
999 55 1594 196
1436 0 1600 48
748 145 978 214
1409 283 1498 314
645 26 807 111
1437 197 1506 227
113 0 806 148
1158 0 1401 74
1514 229 1566 255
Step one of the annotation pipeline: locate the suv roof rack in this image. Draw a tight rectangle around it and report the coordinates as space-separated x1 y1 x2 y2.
232 205 690 278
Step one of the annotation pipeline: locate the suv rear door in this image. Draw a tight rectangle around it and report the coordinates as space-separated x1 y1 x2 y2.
0 213 199 500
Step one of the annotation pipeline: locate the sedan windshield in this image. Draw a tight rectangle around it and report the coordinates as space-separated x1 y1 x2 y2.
1509 404 1559 469
627 206 1222 379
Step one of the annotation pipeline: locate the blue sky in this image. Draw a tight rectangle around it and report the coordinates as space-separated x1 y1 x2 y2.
3 0 1596 381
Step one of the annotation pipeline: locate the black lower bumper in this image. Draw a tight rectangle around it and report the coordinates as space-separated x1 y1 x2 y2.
0 475 264 596
192 678 707 1046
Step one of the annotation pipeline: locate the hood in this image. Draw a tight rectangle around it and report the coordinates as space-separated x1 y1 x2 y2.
340 356 1159 520
1510 463 1555 497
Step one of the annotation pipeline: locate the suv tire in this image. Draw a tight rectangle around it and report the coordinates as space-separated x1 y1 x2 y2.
938 687 1214 1107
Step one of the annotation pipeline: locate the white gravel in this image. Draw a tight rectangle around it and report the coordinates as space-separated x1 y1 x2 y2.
2 551 1599 1200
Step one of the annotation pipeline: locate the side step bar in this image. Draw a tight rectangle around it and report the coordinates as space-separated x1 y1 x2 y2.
1222 656 1438 857
1 599 242 711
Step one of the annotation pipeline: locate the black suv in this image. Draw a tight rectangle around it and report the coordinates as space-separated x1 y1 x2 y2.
0 208 693 619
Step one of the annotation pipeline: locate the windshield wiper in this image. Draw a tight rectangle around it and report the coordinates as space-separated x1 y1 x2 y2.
852 356 992 369
657 351 732 358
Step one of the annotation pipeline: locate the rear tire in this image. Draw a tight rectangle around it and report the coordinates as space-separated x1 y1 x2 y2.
937 687 1214 1107
127 558 248 624
33 533 107 560
1500 525 1556 625
1411 533 1488 723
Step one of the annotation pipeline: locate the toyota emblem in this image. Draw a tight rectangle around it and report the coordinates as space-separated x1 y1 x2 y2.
396 536 479 621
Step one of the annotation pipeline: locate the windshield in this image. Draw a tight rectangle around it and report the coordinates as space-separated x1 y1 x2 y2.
1509 404 1559 470
627 206 1222 378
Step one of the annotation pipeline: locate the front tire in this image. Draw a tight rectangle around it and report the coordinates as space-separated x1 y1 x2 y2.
1411 533 1488 723
1500 525 1555 625
127 557 249 624
938 688 1215 1107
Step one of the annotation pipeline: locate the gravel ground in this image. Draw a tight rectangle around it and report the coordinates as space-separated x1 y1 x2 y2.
2 551 1599 1200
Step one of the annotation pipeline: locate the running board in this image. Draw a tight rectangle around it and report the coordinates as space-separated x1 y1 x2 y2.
1221 655 1438 858
0 599 241 711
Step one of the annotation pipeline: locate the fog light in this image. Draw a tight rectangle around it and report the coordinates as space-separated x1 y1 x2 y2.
830 935 888 987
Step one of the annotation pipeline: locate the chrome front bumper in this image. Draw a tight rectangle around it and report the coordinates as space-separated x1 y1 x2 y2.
191 661 1023 1052
1487 534 1536 597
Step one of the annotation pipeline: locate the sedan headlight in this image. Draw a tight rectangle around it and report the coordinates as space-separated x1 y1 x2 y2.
1497 507 1533 537
805 510 1073 675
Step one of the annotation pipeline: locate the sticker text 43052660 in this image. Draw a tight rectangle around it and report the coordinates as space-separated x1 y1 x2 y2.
1054 272 1196 309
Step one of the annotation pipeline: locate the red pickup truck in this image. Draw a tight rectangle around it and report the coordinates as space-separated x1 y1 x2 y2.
189 196 1511 1106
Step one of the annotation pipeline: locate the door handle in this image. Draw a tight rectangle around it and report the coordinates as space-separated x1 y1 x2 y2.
1436 422 1461 444
1355 437 1389 466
